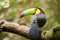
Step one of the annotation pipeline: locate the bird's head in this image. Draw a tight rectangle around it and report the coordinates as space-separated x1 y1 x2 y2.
20 7 45 18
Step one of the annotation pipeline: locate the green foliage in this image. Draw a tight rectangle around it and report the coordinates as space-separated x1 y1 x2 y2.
9 0 14 4
0 5 3 10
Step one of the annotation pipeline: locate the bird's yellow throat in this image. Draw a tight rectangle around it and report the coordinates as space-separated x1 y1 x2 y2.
35 9 40 14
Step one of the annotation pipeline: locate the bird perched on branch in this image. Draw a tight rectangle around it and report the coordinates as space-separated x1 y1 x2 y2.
20 7 46 38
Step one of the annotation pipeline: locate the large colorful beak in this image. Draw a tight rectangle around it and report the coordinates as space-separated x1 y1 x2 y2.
20 8 41 18
20 8 36 18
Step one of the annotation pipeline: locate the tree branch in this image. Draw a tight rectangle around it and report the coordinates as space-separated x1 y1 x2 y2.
0 20 30 38
0 20 60 40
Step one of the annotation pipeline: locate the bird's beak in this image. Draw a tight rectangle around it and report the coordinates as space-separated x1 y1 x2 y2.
20 13 24 18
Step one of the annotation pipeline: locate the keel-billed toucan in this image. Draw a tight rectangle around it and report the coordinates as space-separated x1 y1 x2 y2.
20 7 46 38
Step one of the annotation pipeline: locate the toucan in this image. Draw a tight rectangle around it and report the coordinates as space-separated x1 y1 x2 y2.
20 7 46 38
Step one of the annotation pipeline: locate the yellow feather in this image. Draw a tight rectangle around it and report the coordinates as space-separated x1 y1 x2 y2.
36 9 40 14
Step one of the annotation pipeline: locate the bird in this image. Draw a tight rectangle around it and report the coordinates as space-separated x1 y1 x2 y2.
20 7 46 38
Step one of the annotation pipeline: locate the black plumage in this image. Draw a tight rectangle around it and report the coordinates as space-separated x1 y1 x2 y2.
28 22 39 38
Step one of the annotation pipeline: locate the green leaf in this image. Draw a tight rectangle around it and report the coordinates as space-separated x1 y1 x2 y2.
0 5 3 10
9 0 13 4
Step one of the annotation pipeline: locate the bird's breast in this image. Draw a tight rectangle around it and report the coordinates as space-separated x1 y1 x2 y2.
37 14 46 27
31 14 46 27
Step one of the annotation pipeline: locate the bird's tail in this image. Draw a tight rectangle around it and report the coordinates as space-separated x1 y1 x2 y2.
28 23 39 38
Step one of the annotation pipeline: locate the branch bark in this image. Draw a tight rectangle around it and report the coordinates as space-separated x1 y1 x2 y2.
0 20 60 40
0 20 30 38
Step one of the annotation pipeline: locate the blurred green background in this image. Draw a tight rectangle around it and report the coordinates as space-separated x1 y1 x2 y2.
0 0 60 40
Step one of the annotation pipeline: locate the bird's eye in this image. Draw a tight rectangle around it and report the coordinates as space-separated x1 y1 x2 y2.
36 9 40 14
